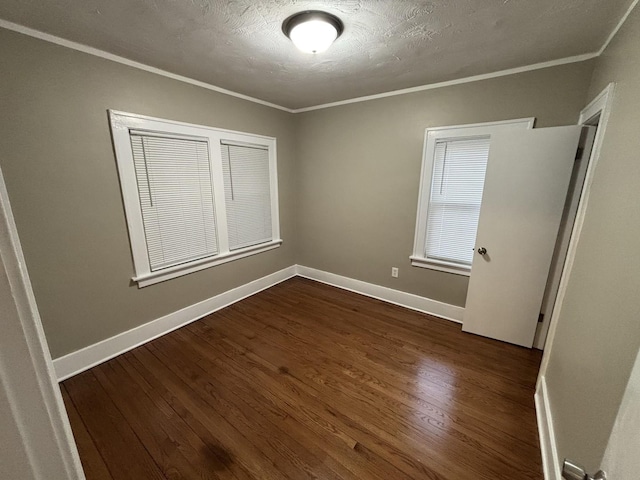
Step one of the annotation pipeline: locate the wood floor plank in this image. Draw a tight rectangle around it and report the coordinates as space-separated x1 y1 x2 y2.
184 319 481 479
228 290 537 408
131 345 292 480
198 307 540 475
61 385 114 480
254 295 535 423
209 295 540 445
63 277 542 480
146 337 343 480
64 372 167 480
181 330 432 480
263 280 540 380
120 353 256 480
93 359 226 480
164 327 416 480
191 311 522 479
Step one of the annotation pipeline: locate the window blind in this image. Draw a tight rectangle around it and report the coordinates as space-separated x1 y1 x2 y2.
425 137 490 266
130 134 218 271
221 144 273 250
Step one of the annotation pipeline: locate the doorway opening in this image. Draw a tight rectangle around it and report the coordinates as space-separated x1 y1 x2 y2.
533 125 597 348
534 83 615 350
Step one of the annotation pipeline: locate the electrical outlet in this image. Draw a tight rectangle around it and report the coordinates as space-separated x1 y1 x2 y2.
391 267 399 278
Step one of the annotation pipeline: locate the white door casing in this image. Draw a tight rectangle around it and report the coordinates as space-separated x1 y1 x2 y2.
534 84 617 480
463 126 583 347
0 167 85 480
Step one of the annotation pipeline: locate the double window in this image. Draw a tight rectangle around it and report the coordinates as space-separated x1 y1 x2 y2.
110 111 280 287
411 119 533 275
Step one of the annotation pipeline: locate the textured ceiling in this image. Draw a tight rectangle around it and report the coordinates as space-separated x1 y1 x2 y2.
0 0 633 109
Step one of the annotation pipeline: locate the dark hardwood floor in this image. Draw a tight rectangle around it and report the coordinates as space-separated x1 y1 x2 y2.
62 277 543 480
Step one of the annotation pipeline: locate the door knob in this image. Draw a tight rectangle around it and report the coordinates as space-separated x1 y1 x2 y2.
562 459 607 480
477 247 487 255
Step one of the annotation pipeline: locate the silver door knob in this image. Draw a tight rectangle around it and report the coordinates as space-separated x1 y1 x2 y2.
562 459 607 480
477 247 487 255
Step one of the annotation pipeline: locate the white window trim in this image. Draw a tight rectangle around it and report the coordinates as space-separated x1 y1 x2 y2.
411 118 535 276
109 110 281 287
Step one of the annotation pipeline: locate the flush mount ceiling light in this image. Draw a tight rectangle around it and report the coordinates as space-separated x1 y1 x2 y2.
282 11 344 54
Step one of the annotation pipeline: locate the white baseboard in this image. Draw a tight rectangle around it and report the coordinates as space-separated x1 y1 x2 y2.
535 376 561 480
53 265 297 381
54 264 464 381
295 265 464 323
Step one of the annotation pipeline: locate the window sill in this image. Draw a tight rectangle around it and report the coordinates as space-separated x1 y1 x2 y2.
410 256 471 277
133 239 283 287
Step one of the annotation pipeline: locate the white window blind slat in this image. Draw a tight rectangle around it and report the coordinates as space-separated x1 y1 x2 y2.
425 137 490 266
130 134 218 271
221 144 273 251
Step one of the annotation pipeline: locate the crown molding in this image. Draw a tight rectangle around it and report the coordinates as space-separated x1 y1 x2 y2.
1 0 637 114
597 0 639 55
0 19 295 113
291 53 598 113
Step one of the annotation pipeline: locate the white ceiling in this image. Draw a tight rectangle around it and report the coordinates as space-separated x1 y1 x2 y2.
0 0 633 109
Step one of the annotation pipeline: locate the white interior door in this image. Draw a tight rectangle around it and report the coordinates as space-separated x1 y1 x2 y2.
462 126 583 347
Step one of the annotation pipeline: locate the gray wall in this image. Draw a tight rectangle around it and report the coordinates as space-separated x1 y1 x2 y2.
0 28 298 358
601 348 640 478
544 4 640 471
295 63 594 306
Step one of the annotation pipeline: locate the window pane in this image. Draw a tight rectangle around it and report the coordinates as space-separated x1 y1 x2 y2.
221 144 273 250
130 134 218 270
425 137 490 266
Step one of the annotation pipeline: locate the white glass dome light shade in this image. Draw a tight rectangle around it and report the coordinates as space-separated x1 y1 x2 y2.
290 19 338 54
283 11 344 54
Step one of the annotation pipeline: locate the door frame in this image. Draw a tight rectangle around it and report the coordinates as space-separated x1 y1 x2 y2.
538 82 615 372
0 166 85 479
533 126 596 349
535 83 615 479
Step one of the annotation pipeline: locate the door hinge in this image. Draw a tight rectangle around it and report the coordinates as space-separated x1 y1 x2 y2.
538 313 544 323
575 147 584 160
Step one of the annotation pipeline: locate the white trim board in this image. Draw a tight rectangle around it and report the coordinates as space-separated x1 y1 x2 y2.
53 265 297 381
296 265 464 323
53 265 464 381
535 376 561 480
